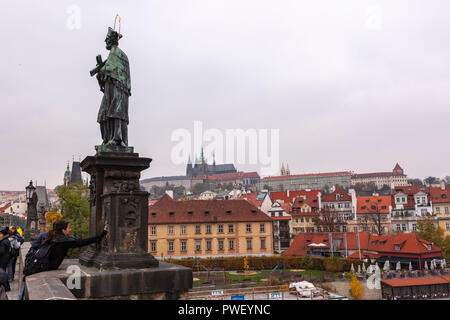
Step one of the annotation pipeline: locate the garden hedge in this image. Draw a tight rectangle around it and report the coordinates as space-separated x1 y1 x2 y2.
165 255 371 272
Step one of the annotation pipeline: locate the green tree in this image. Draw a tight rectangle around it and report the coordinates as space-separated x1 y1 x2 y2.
301 254 313 270
192 183 207 195
172 185 186 199
379 184 391 192
424 176 439 185
56 183 90 258
322 185 330 194
415 217 450 260
408 178 423 186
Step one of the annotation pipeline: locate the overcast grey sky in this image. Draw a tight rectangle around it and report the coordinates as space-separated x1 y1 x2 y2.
1 0 449 190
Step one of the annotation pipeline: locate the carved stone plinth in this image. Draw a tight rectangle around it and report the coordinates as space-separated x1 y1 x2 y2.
79 151 158 269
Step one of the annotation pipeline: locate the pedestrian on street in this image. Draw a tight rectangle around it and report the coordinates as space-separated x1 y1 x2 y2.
0 227 12 296
0 227 12 272
6 226 22 281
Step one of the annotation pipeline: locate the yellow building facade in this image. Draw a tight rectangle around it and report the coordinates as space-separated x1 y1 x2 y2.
431 185 450 237
148 195 274 258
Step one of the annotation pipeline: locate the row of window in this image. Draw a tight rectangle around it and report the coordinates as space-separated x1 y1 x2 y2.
150 238 267 253
150 223 267 236
293 214 353 224
323 203 351 209
395 196 428 205
294 225 386 233
436 207 450 214
396 223 413 232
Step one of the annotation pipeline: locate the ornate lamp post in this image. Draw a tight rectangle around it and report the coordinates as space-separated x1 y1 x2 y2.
24 180 38 241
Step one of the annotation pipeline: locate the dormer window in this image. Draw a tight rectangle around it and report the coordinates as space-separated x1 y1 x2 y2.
394 245 401 251
427 245 432 251
169 212 175 216
151 212 157 216
188 211 193 215
204 211 210 215
251 210 257 215
226 210 232 214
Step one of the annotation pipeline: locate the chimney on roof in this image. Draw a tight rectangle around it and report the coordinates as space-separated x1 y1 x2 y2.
287 190 290 198
441 180 445 191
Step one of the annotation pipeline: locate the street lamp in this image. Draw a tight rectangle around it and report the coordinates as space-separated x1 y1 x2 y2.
25 180 36 241
26 180 36 203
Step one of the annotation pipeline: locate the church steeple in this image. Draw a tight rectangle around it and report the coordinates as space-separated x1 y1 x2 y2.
281 163 286 176
286 163 291 176
64 161 71 186
186 154 193 177
200 147 205 164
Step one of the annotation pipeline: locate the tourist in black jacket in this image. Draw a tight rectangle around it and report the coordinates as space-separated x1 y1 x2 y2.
0 227 12 272
39 219 107 272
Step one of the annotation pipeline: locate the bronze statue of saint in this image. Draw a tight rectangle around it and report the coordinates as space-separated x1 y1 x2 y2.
92 27 131 148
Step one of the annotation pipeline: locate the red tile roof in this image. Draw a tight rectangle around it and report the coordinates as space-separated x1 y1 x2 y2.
394 185 428 195
357 195 391 214
352 172 405 178
271 190 321 206
322 188 352 202
291 192 320 214
370 233 440 255
242 193 263 209
262 171 352 181
283 232 371 256
381 276 450 288
272 216 291 221
430 186 450 204
283 232 442 258
197 171 260 182
279 203 292 214
242 172 260 178
149 194 272 224
347 251 379 260
0 203 12 213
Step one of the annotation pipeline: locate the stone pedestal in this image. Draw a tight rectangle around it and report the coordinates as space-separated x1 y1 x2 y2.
79 151 158 269
24 259 192 300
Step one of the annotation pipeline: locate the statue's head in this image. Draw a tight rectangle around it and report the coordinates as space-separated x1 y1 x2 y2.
105 27 122 50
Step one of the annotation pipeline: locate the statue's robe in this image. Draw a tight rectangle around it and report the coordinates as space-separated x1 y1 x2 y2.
97 45 131 146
